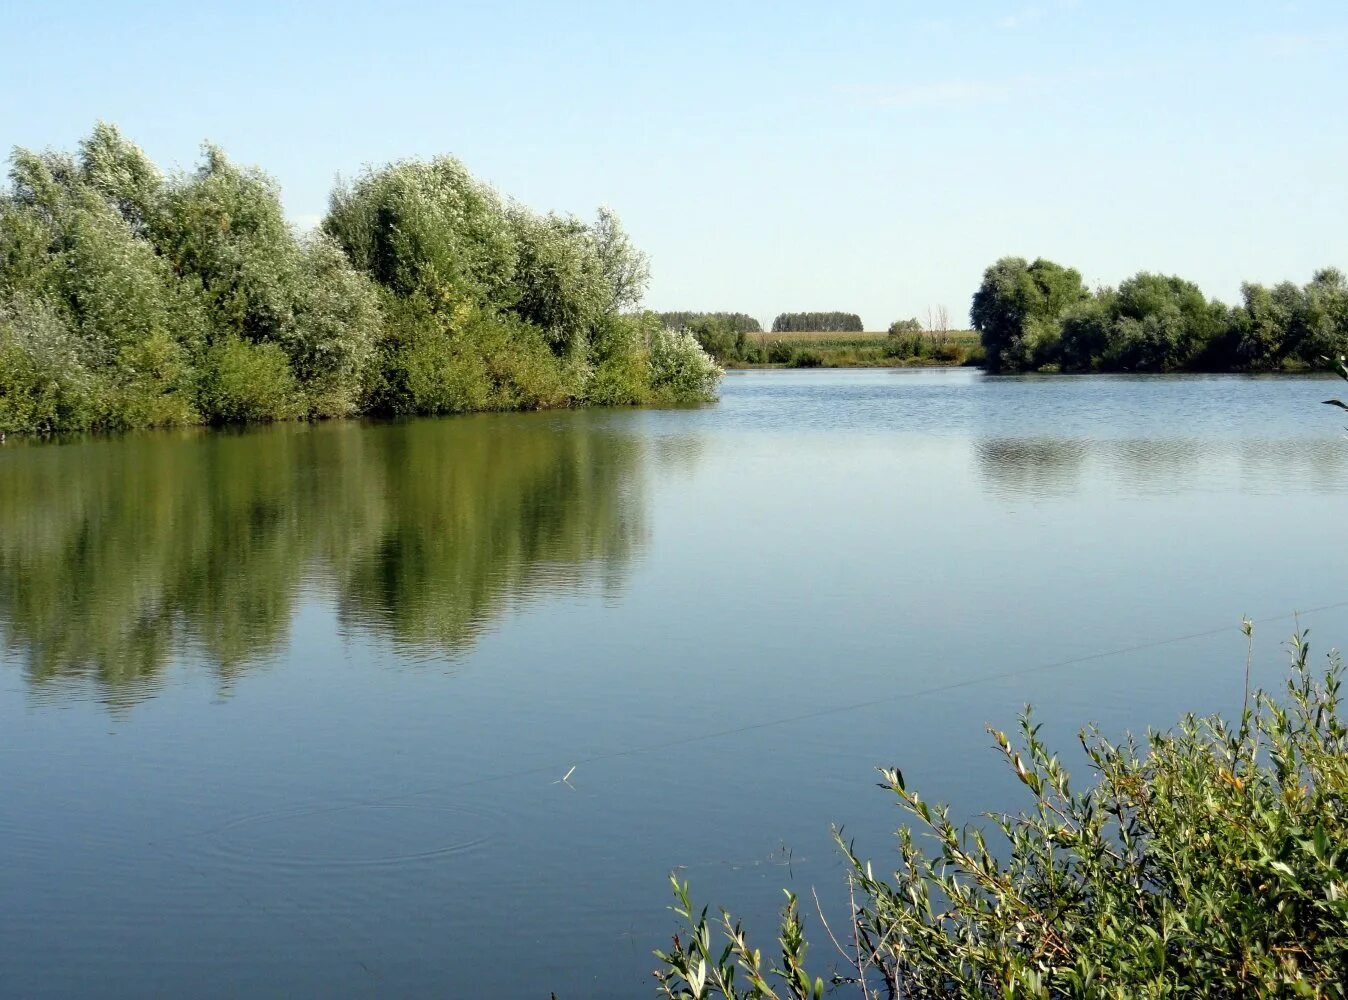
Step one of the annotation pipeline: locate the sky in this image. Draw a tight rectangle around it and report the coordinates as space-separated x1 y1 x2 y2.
3 1 1346 329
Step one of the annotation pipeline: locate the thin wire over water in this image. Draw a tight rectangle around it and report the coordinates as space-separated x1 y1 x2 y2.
180 596 1348 841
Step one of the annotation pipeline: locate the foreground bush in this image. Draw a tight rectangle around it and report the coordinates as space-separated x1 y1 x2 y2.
656 631 1348 998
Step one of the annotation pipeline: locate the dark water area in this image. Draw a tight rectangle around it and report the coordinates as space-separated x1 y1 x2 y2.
3 369 1348 997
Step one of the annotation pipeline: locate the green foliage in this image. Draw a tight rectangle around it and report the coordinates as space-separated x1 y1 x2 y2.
971 257 1090 371
106 331 199 428
649 327 723 403
882 332 971 365
586 313 653 406
688 316 751 364
324 158 650 362
153 143 305 348
0 297 100 433
592 206 652 316
322 153 695 414
658 636 1348 997
288 234 382 416
0 123 714 435
976 255 1348 374
79 121 163 235
771 312 864 333
370 297 576 415
200 336 301 423
655 878 823 1000
888 317 922 337
658 312 763 334
324 157 518 306
720 330 981 369
508 208 613 354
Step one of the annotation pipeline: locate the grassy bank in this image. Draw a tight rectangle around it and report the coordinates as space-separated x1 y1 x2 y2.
720 330 984 369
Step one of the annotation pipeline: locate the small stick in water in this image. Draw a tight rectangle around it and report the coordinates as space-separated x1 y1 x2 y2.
552 765 577 787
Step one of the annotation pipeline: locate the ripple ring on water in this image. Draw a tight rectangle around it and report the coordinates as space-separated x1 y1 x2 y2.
202 798 496 871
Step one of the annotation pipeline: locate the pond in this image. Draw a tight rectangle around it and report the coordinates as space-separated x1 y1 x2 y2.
3 369 1347 997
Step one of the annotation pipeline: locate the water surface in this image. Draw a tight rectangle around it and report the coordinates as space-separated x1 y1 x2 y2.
3 370 1347 997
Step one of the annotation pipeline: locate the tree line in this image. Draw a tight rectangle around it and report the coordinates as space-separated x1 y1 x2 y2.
771 311 863 332
972 256 1348 373
656 311 762 333
0 123 722 434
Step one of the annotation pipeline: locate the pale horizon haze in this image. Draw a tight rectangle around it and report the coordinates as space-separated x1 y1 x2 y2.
3 0 1346 329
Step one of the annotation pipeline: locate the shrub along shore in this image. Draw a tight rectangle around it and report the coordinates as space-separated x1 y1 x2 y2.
972 256 1348 374
6 125 1345 438
0 124 722 435
688 327 984 369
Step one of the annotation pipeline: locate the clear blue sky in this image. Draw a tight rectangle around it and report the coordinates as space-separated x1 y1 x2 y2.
4 1 1345 329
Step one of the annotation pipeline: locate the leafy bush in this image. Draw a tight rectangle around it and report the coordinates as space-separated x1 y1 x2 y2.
107 331 199 428
971 257 1089 372
930 341 966 364
689 316 750 364
974 256 1348 374
657 633 1348 998
0 123 712 435
376 300 492 415
200 336 301 423
886 333 927 359
649 328 722 402
287 234 383 417
586 314 651 406
0 297 101 433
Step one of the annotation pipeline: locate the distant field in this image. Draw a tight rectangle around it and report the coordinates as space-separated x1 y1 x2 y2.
728 329 984 369
749 329 978 345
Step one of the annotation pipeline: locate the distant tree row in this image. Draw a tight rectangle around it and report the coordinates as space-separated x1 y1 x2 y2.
771 312 863 333
657 312 762 333
972 257 1348 373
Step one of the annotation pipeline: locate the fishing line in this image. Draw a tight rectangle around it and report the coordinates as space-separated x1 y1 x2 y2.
179 595 1348 840
433 596 1348 790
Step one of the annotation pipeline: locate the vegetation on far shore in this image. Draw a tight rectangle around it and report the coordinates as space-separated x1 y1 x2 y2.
658 312 763 334
772 312 864 333
973 256 1348 375
678 317 983 370
0 123 722 436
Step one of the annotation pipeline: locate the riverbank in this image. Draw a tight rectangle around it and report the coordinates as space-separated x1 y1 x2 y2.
717 329 986 369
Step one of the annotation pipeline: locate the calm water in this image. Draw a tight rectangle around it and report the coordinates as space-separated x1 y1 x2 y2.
4 369 1348 997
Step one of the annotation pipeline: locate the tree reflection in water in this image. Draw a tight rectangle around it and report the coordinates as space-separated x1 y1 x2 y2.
0 412 651 705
